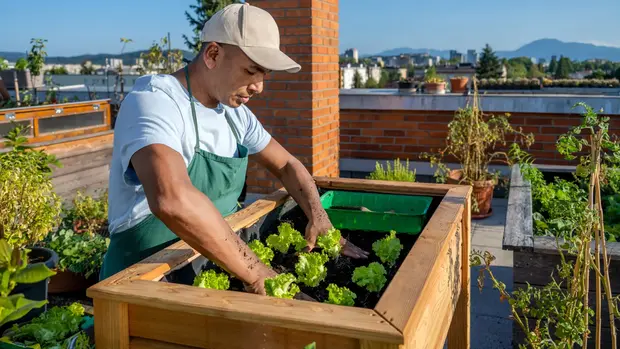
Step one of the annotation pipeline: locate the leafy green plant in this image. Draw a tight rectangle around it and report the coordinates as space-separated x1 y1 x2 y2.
352 262 387 293
26 38 47 104
0 239 56 328
44 229 109 278
266 222 306 253
295 252 328 287
247 240 274 267
424 66 445 84
325 284 356 306
264 273 300 299
315 228 341 259
193 269 230 290
367 159 416 182
0 126 62 248
61 190 108 236
2 302 87 348
372 231 403 267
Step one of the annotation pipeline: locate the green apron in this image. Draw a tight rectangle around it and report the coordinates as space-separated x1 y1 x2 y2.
100 65 249 282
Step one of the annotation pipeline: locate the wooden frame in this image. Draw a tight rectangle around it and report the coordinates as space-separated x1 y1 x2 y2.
87 177 472 349
503 164 620 348
0 99 112 146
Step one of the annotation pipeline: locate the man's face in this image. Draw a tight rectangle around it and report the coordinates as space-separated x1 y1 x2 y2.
202 43 270 108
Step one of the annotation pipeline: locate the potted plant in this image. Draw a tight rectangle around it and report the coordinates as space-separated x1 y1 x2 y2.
420 82 535 219
450 75 469 93
0 125 62 322
397 78 416 93
423 66 446 94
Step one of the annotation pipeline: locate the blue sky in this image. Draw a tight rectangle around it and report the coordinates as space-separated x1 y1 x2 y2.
3 0 619 56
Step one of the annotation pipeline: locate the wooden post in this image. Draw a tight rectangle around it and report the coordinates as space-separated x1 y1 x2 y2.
447 188 471 348
93 299 130 349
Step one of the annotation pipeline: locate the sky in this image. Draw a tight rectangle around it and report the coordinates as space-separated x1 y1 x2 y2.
2 0 620 57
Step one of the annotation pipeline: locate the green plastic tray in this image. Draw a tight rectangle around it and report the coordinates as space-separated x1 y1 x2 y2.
320 190 432 234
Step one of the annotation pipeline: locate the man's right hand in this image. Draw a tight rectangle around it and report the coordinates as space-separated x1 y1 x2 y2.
243 268 278 295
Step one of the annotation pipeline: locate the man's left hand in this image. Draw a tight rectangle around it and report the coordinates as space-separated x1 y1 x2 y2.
305 220 369 259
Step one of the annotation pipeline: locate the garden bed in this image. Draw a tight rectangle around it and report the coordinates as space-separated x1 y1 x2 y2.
87 177 472 349
503 164 620 348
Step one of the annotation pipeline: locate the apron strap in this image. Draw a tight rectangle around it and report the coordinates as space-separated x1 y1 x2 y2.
184 64 242 149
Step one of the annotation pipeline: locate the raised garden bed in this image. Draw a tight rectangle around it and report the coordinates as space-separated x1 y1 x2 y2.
503 164 620 348
87 177 472 349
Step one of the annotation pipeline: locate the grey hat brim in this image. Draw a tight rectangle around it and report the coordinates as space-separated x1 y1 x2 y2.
240 46 301 73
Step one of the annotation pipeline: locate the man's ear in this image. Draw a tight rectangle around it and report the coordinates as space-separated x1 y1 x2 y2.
202 42 221 70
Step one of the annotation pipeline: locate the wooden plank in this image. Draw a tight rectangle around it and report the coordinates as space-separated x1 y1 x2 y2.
534 235 620 258
129 304 363 349
130 338 197 349
93 299 129 349
90 280 403 344
51 164 110 198
359 340 400 349
448 185 472 349
49 147 112 178
514 250 620 293
0 99 111 115
314 176 458 196
503 164 534 252
39 132 114 159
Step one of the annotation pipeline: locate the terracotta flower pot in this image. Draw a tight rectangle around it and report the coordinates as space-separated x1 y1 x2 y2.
450 77 469 93
48 270 98 294
445 169 495 219
424 82 446 94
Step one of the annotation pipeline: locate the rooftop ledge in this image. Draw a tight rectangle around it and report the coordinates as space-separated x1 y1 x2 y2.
339 89 620 115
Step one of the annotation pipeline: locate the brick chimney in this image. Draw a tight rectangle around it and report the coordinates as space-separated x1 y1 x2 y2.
245 0 340 194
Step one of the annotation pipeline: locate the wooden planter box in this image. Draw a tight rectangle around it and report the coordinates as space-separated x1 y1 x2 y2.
87 177 473 349
503 164 620 348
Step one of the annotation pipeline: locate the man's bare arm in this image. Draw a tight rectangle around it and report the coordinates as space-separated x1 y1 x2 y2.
130 144 274 292
252 138 369 258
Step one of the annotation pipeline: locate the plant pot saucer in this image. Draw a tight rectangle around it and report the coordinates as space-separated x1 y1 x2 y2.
472 207 493 220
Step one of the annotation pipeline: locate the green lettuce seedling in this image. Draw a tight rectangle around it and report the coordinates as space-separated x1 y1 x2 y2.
316 227 342 259
266 222 307 253
325 283 357 306
372 230 403 267
193 269 230 290
352 262 387 292
295 252 329 287
264 273 300 299
248 240 274 266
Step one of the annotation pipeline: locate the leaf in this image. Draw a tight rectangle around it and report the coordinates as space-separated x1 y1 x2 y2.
304 342 317 349
0 295 47 326
12 264 55 284
0 240 12 265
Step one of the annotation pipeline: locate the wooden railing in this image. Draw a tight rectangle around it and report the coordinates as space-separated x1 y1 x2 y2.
0 99 112 147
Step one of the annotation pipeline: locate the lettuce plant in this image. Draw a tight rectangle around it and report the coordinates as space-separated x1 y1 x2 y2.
247 240 274 267
266 222 307 253
372 230 403 267
193 270 230 290
295 252 329 287
352 262 387 293
316 227 342 259
264 273 300 299
325 283 357 306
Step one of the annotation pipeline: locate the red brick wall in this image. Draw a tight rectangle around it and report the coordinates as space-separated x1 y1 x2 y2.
340 109 620 166
245 0 340 194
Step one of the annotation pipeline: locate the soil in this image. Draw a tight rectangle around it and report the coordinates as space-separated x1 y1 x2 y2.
208 208 421 309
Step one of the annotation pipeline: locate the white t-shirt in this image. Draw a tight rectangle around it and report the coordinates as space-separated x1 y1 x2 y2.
107 74 271 234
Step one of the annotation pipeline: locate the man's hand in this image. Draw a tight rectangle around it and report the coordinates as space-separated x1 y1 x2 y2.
305 220 369 259
243 268 277 295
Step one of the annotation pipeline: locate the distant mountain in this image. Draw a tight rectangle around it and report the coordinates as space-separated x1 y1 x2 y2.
0 49 195 66
360 39 620 62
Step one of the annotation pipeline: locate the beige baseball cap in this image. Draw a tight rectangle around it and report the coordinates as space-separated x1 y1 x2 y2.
200 3 301 73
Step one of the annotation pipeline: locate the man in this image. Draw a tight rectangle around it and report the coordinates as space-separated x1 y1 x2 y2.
102 3 368 294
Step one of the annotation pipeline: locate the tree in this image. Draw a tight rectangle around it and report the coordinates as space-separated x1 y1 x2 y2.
475 44 502 79
378 70 389 88
47 66 68 75
80 61 95 75
527 64 544 78
615 67 620 80
365 76 378 88
138 36 184 75
183 0 238 54
352 71 363 88
548 56 558 75
507 63 527 79
27 38 47 104
554 56 572 79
